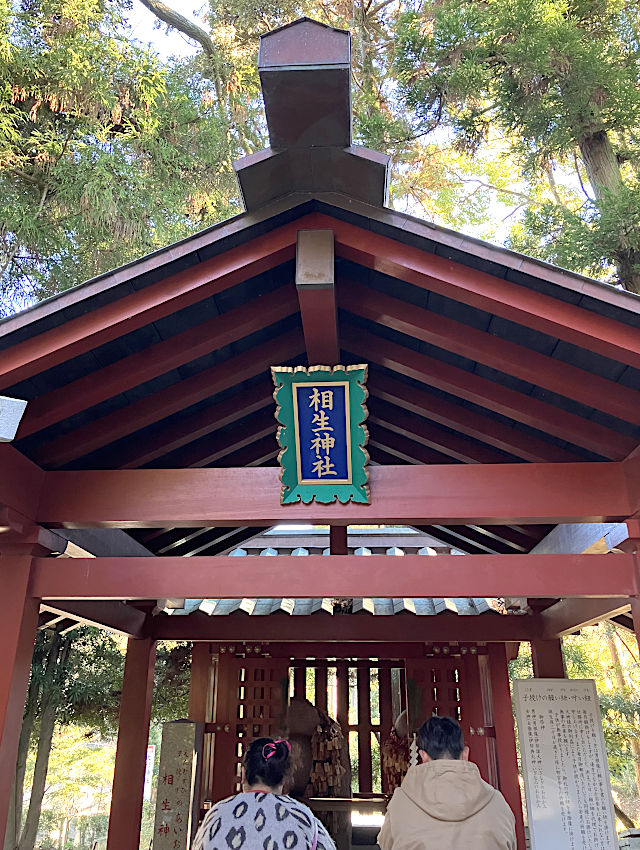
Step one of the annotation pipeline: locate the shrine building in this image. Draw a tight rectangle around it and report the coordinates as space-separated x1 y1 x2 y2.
1 17 639 850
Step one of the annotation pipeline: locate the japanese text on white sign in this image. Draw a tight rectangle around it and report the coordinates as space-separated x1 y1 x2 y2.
513 679 617 850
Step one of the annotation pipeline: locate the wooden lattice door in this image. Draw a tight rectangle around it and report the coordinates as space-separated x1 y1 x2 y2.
405 656 465 728
404 651 494 785
210 652 289 803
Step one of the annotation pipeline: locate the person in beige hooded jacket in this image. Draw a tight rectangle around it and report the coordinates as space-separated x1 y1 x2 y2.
377 716 516 850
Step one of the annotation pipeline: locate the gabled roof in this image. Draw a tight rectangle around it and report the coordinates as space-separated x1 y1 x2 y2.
1 191 639 559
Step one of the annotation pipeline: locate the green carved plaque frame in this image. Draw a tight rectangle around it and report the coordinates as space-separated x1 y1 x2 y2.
271 364 370 505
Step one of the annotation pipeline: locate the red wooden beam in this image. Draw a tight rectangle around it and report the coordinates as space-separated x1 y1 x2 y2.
214 437 278 469
141 611 538 643
296 230 340 363
369 371 580 463
624 450 640 517
368 430 455 465
37 330 303 467
0 224 300 388
18 286 297 439
160 409 276 468
340 281 640 427
344 325 636 459
540 597 631 637
369 400 516 464
118 378 275 468
35 462 634 527
31 553 639 599
0 445 44 520
309 212 640 370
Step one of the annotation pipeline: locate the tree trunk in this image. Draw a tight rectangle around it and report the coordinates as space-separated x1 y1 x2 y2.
17 697 57 850
17 634 71 850
579 130 640 293
614 803 636 830
3 634 47 850
605 628 640 799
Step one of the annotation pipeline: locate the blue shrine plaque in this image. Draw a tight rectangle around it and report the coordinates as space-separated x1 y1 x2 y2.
271 365 369 504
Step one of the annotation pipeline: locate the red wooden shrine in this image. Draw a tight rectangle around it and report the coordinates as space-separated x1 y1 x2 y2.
1 16 640 850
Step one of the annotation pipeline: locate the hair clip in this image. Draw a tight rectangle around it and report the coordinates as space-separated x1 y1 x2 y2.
261 739 291 759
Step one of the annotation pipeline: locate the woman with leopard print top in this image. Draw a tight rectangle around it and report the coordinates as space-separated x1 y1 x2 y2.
192 737 335 850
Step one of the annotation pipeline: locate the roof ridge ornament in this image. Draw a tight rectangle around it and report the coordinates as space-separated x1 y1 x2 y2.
233 18 390 211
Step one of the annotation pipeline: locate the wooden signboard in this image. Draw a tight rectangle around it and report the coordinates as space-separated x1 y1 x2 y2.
153 720 203 850
513 679 617 850
271 364 369 504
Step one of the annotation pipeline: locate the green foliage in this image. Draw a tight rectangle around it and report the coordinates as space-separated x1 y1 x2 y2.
394 0 640 289
0 0 239 311
28 726 114 850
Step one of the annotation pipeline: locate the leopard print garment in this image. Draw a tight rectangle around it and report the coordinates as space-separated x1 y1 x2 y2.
191 792 336 850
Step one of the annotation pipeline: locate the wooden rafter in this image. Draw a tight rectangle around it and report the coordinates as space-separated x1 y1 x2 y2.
35 330 304 467
118 378 275 468
369 399 518 464
0 222 300 387
340 280 640 427
157 408 276 468
368 371 581 463
540 597 631 637
344 325 636 458
309 212 640 369
17 285 297 439
368 430 455 466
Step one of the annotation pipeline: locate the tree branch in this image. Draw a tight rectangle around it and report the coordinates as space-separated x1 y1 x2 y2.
138 0 217 59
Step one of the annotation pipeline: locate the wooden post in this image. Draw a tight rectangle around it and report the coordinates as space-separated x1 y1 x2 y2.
315 665 328 714
189 643 211 723
632 597 640 656
462 653 492 784
329 525 348 554
487 644 526 850
0 553 39 844
531 638 566 678
357 667 372 792
107 637 157 850
188 643 211 812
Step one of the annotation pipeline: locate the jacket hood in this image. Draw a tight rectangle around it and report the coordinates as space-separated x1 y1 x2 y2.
399 761 495 822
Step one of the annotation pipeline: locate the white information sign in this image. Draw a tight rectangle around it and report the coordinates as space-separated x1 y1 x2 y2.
152 721 202 850
513 679 617 850
144 744 156 801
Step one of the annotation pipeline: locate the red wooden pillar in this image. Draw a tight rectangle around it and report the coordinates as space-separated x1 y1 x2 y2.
487 644 526 850
463 652 492 785
618 522 640 654
531 638 566 678
0 552 39 844
107 637 157 850
632 597 640 656
189 643 212 812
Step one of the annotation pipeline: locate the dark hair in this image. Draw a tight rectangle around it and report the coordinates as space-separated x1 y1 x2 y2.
243 737 291 788
417 716 465 760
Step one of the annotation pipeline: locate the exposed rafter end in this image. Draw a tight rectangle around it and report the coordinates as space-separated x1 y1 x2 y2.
39 601 149 638
540 597 631 638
